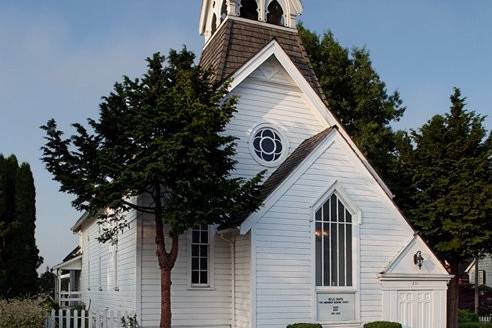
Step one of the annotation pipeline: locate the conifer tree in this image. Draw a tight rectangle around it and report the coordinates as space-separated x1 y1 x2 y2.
41 49 263 328
0 155 41 297
299 26 407 194
399 88 492 328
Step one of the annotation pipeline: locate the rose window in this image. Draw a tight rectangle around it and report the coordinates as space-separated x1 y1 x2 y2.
252 128 283 163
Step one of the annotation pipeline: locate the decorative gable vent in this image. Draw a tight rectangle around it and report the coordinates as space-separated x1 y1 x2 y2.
199 0 303 42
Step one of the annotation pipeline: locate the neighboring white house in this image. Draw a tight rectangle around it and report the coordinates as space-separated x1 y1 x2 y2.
54 1 452 327
466 256 492 287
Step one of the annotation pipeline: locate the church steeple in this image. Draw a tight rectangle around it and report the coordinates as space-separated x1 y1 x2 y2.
199 0 303 42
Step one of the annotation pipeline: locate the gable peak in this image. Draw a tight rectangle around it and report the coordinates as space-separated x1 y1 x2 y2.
200 0 303 42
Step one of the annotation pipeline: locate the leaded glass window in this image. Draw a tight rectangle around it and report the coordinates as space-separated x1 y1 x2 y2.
315 193 353 287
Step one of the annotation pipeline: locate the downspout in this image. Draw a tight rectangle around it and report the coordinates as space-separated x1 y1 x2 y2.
219 229 237 328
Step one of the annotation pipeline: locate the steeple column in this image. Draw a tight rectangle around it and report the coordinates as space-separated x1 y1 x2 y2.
228 0 240 16
257 0 266 22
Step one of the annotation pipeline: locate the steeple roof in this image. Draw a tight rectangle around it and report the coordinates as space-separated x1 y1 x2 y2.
199 18 325 101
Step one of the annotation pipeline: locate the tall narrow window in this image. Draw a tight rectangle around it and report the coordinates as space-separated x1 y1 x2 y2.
211 14 218 35
240 0 258 21
191 225 209 286
315 193 353 287
112 243 119 291
98 256 102 291
267 0 284 26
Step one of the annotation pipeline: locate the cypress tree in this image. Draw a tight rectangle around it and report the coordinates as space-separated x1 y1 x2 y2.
13 163 40 295
0 155 41 297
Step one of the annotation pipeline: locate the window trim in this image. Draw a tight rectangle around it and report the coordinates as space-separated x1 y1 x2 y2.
86 234 91 291
187 225 215 290
310 180 361 324
112 242 119 291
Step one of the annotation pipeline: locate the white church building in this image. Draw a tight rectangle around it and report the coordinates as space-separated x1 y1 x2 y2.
54 1 452 327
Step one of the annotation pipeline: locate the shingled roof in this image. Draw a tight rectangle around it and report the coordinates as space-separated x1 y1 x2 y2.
220 126 336 229
200 18 326 101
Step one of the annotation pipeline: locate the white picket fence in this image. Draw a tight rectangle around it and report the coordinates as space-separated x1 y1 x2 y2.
45 309 126 328
480 315 492 323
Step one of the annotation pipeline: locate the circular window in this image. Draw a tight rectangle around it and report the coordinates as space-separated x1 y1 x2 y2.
250 126 287 165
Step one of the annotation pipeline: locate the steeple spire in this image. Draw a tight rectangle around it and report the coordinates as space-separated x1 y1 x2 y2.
199 0 303 42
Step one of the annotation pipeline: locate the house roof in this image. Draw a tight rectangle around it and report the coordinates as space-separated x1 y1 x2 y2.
63 246 82 262
200 17 325 101
220 126 336 229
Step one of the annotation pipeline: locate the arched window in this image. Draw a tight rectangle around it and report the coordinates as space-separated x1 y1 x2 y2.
220 0 228 22
240 0 258 21
267 0 284 26
211 14 218 35
315 193 353 287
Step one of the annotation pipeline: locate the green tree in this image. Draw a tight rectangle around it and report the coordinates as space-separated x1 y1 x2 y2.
400 88 492 328
299 26 406 194
0 155 41 298
41 49 263 328
37 267 56 297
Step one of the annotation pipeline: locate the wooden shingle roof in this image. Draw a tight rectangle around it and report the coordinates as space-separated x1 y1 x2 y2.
199 18 326 101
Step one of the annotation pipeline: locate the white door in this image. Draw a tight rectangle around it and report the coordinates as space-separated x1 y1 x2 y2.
397 290 433 328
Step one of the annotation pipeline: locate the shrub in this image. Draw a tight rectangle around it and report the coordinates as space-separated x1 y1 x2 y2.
458 323 492 328
287 324 322 328
459 310 480 323
364 322 402 328
0 297 49 328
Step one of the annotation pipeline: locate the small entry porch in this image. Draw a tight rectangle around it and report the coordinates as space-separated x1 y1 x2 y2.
53 246 82 308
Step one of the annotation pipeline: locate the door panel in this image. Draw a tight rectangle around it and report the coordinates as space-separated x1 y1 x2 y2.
398 291 433 328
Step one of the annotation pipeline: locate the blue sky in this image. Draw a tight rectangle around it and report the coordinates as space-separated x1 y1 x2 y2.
0 0 490 270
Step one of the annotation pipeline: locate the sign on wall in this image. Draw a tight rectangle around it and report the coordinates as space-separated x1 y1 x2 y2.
317 293 355 322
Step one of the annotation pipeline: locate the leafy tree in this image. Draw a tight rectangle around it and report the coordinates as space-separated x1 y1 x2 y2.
38 267 56 297
41 49 263 328
398 88 492 328
0 155 41 298
299 26 406 194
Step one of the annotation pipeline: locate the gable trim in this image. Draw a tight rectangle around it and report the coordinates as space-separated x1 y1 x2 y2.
227 39 395 200
381 234 449 276
239 128 338 234
228 40 333 128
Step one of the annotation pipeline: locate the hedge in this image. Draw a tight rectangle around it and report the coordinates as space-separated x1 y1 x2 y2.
459 323 492 328
286 324 322 328
364 322 402 328
459 310 480 323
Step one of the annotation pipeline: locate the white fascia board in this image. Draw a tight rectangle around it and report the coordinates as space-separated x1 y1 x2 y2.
379 273 453 282
52 255 83 271
227 39 394 199
239 128 338 234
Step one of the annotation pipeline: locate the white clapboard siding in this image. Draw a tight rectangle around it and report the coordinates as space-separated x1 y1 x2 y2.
139 214 232 327
78 210 138 316
468 255 492 287
226 56 326 181
235 233 251 328
252 134 414 327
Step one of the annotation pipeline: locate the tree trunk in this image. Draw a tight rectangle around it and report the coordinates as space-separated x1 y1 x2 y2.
161 267 172 328
447 262 460 328
153 184 180 328
475 257 479 314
